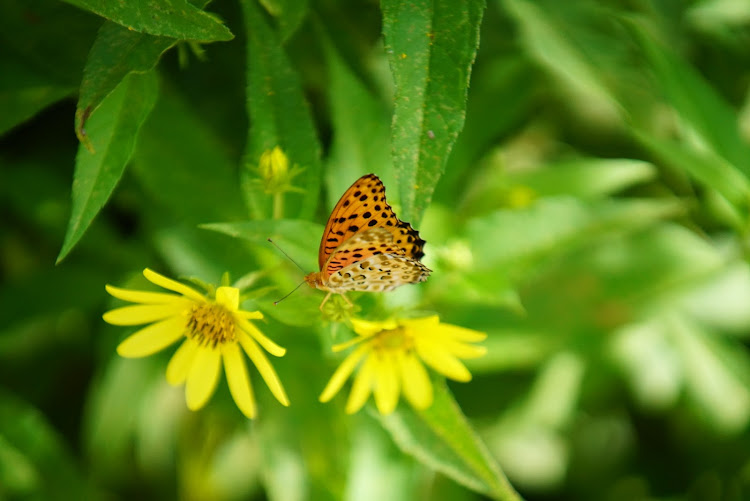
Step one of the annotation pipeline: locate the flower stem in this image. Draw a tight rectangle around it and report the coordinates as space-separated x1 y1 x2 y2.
272 192 283 220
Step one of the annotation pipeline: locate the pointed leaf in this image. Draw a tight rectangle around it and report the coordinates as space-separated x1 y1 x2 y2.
381 381 521 500
61 0 233 41
383 0 485 224
74 22 177 149
57 70 158 263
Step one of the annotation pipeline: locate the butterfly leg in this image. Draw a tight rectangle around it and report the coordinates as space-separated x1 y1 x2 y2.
340 293 353 307
319 292 333 311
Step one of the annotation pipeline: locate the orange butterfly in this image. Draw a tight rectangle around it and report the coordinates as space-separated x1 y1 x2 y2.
304 174 431 309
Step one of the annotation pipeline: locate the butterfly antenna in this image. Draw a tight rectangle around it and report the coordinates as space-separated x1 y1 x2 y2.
274 280 306 305
267 238 306 272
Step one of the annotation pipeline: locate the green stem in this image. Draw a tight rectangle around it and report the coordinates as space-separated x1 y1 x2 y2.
272 192 284 219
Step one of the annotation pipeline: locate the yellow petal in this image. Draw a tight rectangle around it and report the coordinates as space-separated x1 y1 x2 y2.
373 354 400 415
351 318 397 337
105 284 186 305
331 336 366 353
236 317 286 357
215 287 240 311
398 353 433 410
185 346 221 410
235 310 264 320
222 343 256 419
103 303 186 326
143 268 205 302
166 339 198 385
116 316 186 358
345 355 376 414
399 316 440 330
319 345 369 402
422 337 487 359
238 332 289 406
431 323 487 343
417 344 472 382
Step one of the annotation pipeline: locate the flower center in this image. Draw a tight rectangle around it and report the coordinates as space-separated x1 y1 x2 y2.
372 327 414 353
187 303 236 348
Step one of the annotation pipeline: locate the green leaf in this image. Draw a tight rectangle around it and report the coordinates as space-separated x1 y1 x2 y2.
131 88 247 223
501 0 621 121
467 197 684 272
633 130 750 219
258 0 309 41
74 21 178 149
201 219 323 272
241 0 322 220
461 158 658 216
383 0 485 224
628 19 750 177
61 0 233 41
507 159 657 199
668 315 750 434
381 381 520 500
57 70 158 263
319 22 394 205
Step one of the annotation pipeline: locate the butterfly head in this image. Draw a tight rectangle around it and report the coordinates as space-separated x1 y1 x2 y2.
304 271 328 291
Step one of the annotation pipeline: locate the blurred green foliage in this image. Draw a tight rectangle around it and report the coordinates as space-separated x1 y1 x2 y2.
3 0 750 500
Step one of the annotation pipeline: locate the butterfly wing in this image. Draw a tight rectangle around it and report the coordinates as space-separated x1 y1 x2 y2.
317 174 426 269
325 253 432 293
322 228 400 277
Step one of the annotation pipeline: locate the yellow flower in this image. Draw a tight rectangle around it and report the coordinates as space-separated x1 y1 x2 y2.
257 146 303 195
103 269 289 419
259 146 289 181
319 316 487 415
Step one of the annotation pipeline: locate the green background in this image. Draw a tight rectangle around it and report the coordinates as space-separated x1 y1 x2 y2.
2 0 750 500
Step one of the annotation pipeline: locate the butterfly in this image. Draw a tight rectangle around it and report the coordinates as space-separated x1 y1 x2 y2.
304 174 431 309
